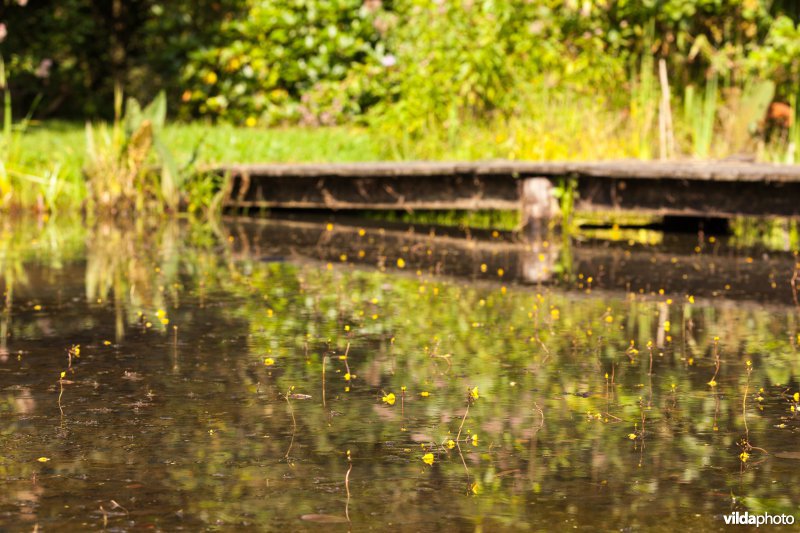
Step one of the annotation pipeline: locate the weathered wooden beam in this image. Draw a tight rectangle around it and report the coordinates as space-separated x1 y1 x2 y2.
217 160 800 183
225 173 521 211
575 176 800 218
215 160 800 219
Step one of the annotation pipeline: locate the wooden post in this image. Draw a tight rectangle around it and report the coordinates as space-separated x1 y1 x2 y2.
520 177 560 236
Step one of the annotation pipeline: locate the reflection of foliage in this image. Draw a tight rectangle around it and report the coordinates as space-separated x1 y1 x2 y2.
0 217 799 529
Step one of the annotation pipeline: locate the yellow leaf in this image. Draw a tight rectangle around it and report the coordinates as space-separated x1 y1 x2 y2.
422 453 434 465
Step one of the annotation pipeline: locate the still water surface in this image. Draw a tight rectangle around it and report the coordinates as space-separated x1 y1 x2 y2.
1 216 799 531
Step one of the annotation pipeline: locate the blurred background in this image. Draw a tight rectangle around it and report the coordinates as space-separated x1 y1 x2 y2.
4 1 800 211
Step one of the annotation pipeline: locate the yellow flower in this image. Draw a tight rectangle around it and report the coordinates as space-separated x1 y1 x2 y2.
382 392 396 406
420 391 430 397
204 71 218 84
422 453 434 465
160 318 169 325
794 392 799 403
628 433 637 440
446 439 455 449
37 457 50 463
245 116 257 128
739 451 750 463
470 387 479 401
471 434 479 446
264 357 275 366
470 481 479 494
397 258 406 268
707 379 717 387
103 340 111 346
156 309 166 319
60 371 66 379
344 373 351 381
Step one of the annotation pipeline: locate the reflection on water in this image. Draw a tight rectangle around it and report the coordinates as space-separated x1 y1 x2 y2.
0 215 799 531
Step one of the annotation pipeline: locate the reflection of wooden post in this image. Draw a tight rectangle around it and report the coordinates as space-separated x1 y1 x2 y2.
520 177 560 237
519 238 561 284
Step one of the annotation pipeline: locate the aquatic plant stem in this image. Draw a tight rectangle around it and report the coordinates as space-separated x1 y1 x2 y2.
456 404 470 443
345 450 352 523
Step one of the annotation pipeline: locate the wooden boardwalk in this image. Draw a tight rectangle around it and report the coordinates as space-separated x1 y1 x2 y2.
218 160 800 225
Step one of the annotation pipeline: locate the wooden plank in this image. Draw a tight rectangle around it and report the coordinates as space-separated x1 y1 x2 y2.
217 160 800 183
225 173 521 211
216 159 800 217
575 177 800 218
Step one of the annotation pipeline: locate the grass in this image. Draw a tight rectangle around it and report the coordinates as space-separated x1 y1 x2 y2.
4 81 800 214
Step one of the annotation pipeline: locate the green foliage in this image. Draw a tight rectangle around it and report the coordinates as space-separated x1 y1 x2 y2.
84 90 191 214
179 0 385 125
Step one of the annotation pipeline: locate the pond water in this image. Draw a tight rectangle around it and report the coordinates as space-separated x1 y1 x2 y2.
1 215 799 531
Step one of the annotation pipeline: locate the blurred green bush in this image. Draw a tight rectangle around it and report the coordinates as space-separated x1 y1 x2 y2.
2 0 800 130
